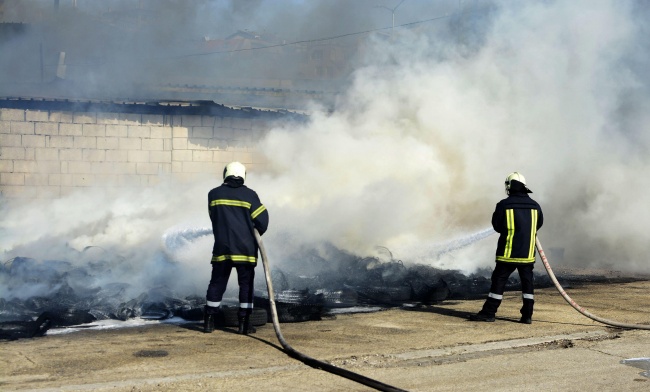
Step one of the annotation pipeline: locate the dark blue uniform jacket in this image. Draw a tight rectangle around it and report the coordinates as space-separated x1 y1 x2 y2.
208 177 269 265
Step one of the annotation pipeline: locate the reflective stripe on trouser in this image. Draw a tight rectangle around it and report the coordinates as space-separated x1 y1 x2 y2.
206 259 256 318
480 262 535 318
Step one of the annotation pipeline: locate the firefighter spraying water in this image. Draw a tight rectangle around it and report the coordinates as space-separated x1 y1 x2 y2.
470 172 544 324
203 162 270 335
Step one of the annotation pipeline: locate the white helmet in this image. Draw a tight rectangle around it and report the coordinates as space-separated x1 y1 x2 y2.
223 161 246 181
505 172 532 194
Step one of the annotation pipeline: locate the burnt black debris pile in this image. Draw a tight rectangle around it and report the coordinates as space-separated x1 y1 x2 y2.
251 244 554 323
0 245 554 339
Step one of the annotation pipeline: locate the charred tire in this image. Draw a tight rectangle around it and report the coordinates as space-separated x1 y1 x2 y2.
221 307 267 327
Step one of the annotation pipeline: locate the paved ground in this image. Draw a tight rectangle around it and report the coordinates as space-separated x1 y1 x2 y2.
2 279 650 391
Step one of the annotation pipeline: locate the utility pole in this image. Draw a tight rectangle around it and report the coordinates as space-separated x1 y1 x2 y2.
374 0 406 40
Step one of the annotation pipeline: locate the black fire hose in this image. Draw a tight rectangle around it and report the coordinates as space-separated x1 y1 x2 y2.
254 230 408 392
536 237 650 330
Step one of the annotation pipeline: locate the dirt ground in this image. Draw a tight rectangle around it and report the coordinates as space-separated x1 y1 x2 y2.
2 279 650 392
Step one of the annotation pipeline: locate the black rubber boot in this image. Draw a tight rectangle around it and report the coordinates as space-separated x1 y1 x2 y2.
203 306 215 333
237 315 256 335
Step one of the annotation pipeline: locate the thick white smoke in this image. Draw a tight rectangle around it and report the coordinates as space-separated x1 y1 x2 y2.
254 0 650 273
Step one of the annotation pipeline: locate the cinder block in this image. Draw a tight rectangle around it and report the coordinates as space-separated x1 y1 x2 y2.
45 174 58 186
0 172 24 185
136 162 160 175
181 115 202 127
142 114 164 125
172 126 189 138
59 148 83 161
119 138 141 150
171 161 183 173
182 161 207 173
72 112 97 124
83 124 106 137
128 126 150 138
214 127 234 140
91 162 135 174
150 126 172 139
116 174 141 186
142 175 162 186
220 117 233 129
97 137 119 150
0 109 25 121
186 161 221 174
21 135 46 148
90 162 118 174
59 123 83 136
82 149 106 162
159 163 171 173
24 173 49 186
35 148 59 161
172 138 187 149
192 150 213 162
0 185 27 198
251 151 267 164
162 115 174 127
49 111 73 123
36 161 61 173
232 117 253 130
0 160 13 172
97 113 121 125
105 150 128 162
149 151 171 163
10 122 35 135
172 149 192 161
72 174 94 186
73 136 96 149
192 126 214 139
213 150 234 163
118 113 142 125
251 119 271 131
0 147 25 159
25 110 49 122
174 116 186 127
0 121 9 134
106 124 128 137
47 135 74 148
25 148 34 160
142 138 163 151
202 116 219 127
187 140 209 150
127 150 150 163
67 161 92 174
208 138 229 149
0 134 21 146
163 139 172 151
49 173 73 186
232 152 253 164
93 174 119 185
14 160 38 173
35 122 59 135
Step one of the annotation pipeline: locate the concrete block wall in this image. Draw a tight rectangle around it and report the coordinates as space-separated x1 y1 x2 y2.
0 108 272 198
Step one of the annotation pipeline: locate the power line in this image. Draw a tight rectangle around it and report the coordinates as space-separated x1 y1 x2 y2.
180 13 454 58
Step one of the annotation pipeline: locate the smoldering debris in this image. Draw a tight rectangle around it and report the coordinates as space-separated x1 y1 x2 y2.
0 243 561 340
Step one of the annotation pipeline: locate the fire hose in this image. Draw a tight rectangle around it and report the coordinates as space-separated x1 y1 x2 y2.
536 237 650 330
254 229 408 392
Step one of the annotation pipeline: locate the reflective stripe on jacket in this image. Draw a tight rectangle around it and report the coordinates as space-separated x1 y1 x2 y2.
208 178 269 265
492 192 543 263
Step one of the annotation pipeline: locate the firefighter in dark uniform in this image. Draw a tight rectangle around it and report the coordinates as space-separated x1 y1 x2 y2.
470 172 543 324
204 161 269 334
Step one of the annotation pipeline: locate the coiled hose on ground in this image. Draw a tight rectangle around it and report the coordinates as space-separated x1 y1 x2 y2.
255 230 408 392
536 237 650 330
